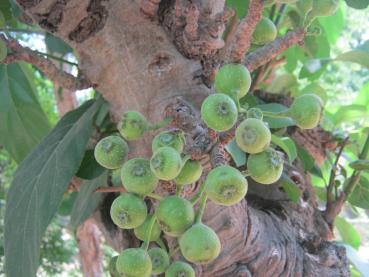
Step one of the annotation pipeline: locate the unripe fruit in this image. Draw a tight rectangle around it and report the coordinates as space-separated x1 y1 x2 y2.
118 111 149 140
152 129 185 153
0 40 7 62
235 118 271 154
134 214 161 242
121 158 158 195
108 256 119 277
116 248 152 277
247 107 263 120
205 165 248 206
201 93 238 132
179 223 221 264
247 148 284 185
110 193 147 229
215 63 251 98
148 247 170 274
150 147 183 180
94 136 129 169
310 0 339 17
156 196 195 237
288 94 323 129
165 261 195 277
175 159 203 186
252 17 277 45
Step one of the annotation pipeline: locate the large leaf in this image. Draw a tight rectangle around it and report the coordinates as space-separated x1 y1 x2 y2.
319 5 346 45
45 34 73 56
0 63 51 162
349 175 369 209
76 149 105 180
271 135 297 164
4 99 102 277
70 171 108 229
335 216 361 250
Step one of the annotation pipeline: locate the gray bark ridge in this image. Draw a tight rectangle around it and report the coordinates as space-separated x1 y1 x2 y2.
17 0 349 276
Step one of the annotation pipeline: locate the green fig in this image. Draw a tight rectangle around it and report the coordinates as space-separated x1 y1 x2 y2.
175 159 203 186
94 135 129 169
165 261 195 277
152 129 186 153
116 248 152 277
252 16 277 45
118 111 149 140
148 247 170 275
150 147 183 180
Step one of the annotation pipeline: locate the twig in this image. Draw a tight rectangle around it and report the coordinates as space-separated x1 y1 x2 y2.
218 14 239 61
0 34 92 91
244 29 306 72
230 0 264 62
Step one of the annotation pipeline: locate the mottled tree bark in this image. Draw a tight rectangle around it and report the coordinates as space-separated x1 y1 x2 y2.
15 0 350 276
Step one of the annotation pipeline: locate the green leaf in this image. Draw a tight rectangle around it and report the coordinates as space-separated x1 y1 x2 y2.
0 63 51 162
335 42 369 69
345 0 369 9
335 216 361 250
333 105 369 125
76 149 105 180
45 34 73 56
70 172 108 229
58 192 78 216
280 173 302 203
314 186 327 202
355 81 369 106
295 144 315 171
300 83 328 104
349 175 369 209
319 5 345 45
4 99 102 277
271 135 297 164
350 160 369 171
226 0 249 18
256 103 295 129
225 139 246 167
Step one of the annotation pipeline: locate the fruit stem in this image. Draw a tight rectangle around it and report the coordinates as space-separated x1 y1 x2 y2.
142 214 157 251
155 238 167 252
191 184 206 206
176 185 184 196
148 116 174 130
147 192 163 201
195 193 208 223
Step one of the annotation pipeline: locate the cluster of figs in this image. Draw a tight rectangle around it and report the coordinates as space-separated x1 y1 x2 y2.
94 61 323 276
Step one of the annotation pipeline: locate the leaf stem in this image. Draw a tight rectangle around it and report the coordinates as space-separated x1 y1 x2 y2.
142 215 157 251
195 193 208 223
191 184 206 206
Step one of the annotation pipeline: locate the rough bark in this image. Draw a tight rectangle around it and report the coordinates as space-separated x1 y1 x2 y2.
16 0 349 276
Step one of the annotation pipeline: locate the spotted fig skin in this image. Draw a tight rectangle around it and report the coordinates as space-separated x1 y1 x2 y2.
155 196 195 237
215 63 251 98
110 193 147 229
201 93 238 132
165 261 195 277
116 248 152 277
179 223 221 264
205 165 248 206
150 147 183 181
235 118 271 154
247 148 284 185
94 135 129 169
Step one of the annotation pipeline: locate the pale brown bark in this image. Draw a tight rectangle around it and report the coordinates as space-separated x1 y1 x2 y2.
16 1 349 276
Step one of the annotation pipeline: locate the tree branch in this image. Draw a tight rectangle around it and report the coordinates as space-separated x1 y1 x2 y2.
230 0 264 62
244 29 306 72
0 34 92 91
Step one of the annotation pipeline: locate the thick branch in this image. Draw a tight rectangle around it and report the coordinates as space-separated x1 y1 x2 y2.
244 29 306 72
0 35 92 91
230 0 264 62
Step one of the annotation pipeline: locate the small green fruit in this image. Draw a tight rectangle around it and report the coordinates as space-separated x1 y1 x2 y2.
247 148 284 185
121 158 158 195
205 165 248 206
118 111 149 140
288 94 323 129
235 118 271 154
152 129 185 153
156 196 195 237
252 17 277 45
310 0 339 17
215 63 251 98
179 223 221 264
150 147 183 180
116 248 152 277
247 108 263 120
201 93 238 132
165 261 195 277
148 248 170 275
175 159 203 186
134 214 161 242
108 256 119 277
110 193 147 229
0 40 7 62
94 136 129 169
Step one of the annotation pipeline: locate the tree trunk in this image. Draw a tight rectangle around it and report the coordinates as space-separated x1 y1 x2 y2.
17 0 350 276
